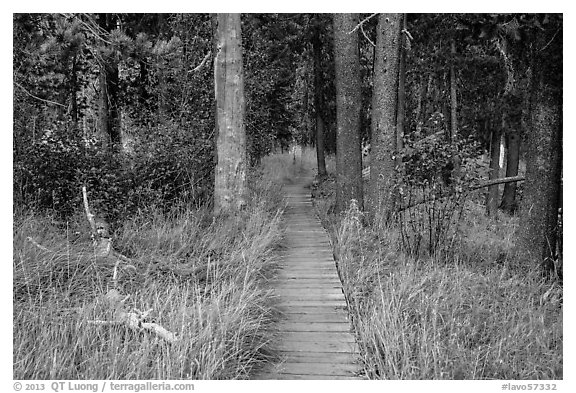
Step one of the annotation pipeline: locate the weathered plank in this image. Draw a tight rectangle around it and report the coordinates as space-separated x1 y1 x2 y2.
274 272 341 279
277 322 352 332
276 300 347 308
274 288 343 296
277 313 352 323
275 294 346 302
280 331 356 343
258 373 356 380
276 340 359 353
266 362 360 376
279 351 359 363
276 263 336 269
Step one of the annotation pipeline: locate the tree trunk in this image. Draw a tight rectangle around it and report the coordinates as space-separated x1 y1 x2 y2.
517 16 562 276
213 13 247 214
500 130 521 213
368 13 402 219
157 14 168 123
414 74 426 134
139 59 149 104
496 34 524 215
69 54 79 127
486 120 502 216
313 16 327 179
450 38 458 142
98 14 121 152
333 13 363 213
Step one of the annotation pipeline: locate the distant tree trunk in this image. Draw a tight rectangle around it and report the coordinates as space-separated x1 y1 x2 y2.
333 13 363 213
496 36 523 215
69 54 79 127
368 13 402 219
157 14 168 123
213 13 247 214
486 120 502 216
418 73 434 133
98 13 121 152
517 15 562 276
414 74 426 134
139 59 149 104
313 16 327 179
449 38 458 142
500 131 521 213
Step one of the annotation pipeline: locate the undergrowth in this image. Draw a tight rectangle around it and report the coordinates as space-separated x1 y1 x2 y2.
312 160 562 380
13 170 285 380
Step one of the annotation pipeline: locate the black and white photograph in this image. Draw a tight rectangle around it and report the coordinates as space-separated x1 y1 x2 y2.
10 7 565 389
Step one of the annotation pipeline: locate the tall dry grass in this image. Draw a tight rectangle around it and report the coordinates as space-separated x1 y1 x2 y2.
312 160 562 380
13 174 284 379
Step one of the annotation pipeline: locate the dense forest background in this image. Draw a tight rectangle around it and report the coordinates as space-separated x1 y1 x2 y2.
13 13 562 270
10 15 536 209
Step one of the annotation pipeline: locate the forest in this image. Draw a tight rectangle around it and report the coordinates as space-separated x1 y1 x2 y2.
13 13 562 381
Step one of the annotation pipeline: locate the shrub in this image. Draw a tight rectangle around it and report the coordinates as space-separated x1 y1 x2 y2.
14 121 215 225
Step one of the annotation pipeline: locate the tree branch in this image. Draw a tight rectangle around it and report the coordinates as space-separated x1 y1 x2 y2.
399 176 526 211
189 51 212 73
14 82 67 108
82 186 97 237
360 24 376 47
349 13 378 34
468 175 525 191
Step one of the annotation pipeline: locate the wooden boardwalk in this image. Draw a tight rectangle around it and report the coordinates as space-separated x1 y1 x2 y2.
256 180 363 380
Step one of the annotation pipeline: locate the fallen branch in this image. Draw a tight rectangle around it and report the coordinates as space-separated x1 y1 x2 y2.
89 311 178 343
399 175 526 211
88 290 178 343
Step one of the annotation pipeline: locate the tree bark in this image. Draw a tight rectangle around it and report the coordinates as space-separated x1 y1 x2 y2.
333 13 363 213
517 15 562 276
313 16 327 179
213 13 247 214
368 13 402 219
396 14 406 172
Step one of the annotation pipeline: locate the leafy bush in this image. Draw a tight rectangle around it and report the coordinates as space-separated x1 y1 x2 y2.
396 130 482 258
14 121 214 225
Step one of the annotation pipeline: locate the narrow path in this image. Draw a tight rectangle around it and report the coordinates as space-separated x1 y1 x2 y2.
257 179 363 380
